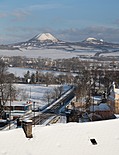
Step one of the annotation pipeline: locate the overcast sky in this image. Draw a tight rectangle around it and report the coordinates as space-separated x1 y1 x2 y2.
0 0 119 43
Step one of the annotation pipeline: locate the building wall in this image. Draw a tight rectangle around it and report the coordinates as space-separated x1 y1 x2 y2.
108 88 119 114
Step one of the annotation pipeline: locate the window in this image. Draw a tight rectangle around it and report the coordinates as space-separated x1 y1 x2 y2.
90 138 97 145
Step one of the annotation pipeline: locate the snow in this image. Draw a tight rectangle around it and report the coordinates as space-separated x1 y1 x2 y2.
86 37 97 42
1 119 119 155
100 39 104 42
91 95 102 101
85 37 103 44
14 83 71 109
5 100 31 107
8 67 37 78
36 33 58 42
4 83 71 118
0 49 80 59
90 103 110 112
8 67 77 78
100 52 119 57
90 96 102 104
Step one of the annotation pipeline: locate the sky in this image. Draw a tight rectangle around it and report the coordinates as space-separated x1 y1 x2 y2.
0 0 119 44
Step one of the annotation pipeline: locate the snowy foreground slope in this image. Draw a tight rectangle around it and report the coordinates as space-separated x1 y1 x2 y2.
1 119 119 155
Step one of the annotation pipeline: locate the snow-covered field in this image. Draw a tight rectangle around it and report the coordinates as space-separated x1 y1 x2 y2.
7 66 73 110
0 48 96 59
9 67 36 78
8 67 73 78
14 83 71 109
100 51 119 56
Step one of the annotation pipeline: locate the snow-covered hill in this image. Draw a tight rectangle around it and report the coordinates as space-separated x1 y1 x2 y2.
35 33 58 42
1 33 119 53
84 37 104 44
11 33 76 51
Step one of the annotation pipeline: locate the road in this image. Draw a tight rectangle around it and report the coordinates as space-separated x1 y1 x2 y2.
42 86 75 113
32 86 75 125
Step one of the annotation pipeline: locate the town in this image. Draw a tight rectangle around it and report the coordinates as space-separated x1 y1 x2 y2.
0 55 119 130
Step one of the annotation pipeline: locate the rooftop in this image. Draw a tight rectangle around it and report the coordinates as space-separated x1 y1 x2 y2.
5 100 32 107
0 119 119 155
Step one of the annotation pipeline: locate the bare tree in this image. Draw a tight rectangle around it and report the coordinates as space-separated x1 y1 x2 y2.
52 86 64 99
43 90 53 105
0 60 16 117
24 71 30 83
16 88 29 101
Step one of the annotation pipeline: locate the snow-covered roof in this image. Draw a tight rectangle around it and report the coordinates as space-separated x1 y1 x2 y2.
90 103 110 112
1 119 119 155
5 101 32 107
91 96 102 101
91 96 102 104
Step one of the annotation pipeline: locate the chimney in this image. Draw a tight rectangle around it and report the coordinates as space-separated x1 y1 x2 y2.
22 119 33 138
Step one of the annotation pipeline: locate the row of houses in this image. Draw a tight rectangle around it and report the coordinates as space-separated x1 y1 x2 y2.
65 82 119 122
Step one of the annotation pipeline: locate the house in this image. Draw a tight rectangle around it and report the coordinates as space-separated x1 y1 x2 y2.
89 103 115 120
4 100 32 119
90 95 102 104
108 82 119 114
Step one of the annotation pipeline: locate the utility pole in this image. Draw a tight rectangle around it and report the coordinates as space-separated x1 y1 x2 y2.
30 87 31 99
9 82 12 130
33 102 35 127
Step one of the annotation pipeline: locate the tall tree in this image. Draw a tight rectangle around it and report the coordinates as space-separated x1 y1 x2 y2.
31 73 36 84
0 60 16 117
24 71 30 83
52 86 64 99
43 90 52 105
